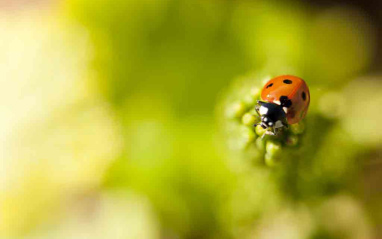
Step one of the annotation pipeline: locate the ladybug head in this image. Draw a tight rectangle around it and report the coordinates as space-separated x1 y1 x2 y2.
255 100 288 135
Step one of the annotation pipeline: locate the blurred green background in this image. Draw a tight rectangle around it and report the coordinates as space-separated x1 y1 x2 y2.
1 0 381 238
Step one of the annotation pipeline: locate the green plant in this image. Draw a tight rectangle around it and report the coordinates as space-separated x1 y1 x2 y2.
218 73 376 238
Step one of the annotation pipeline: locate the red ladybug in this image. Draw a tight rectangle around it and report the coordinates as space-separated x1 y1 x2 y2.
255 75 310 136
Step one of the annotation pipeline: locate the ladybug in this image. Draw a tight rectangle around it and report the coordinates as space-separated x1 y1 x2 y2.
255 75 310 136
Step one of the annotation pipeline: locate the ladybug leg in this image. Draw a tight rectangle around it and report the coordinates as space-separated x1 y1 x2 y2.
272 127 278 136
265 128 276 136
282 119 289 129
261 130 272 139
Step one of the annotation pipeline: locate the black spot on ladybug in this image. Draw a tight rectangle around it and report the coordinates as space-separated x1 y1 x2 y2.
280 96 292 108
302 92 306 101
266 83 273 88
283 79 292 84
280 96 288 101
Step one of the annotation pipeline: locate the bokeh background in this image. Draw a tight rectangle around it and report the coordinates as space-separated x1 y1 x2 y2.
1 0 382 238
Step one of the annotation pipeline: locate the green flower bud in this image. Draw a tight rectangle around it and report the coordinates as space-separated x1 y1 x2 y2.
264 152 281 167
243 87 260 107
241 127 256 145
243 95 256 107
266 141 282 158
242 113 259 126
290 122 305 134
286 135 299 146
255 137 266 151
245 143 263 163
226 101 246 119
248 107 258 116
255 125 266 136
